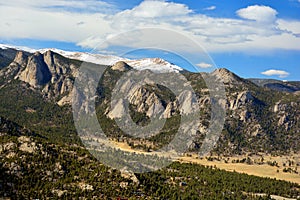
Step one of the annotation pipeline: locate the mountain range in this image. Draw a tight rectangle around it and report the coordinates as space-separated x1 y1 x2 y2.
1 44 300 199
0 44 299 155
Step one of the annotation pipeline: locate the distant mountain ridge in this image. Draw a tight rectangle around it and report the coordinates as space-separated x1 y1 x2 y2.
0 44 183 73
249 78 300 93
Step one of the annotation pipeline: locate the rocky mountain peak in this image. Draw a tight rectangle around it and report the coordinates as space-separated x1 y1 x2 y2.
33 51 42 57
43 50 64 75
111 61 132 72
43 50 55 64
43 50 62 62
151 58 169 65
126 57 183 73
5 49 77 104
18 52 51 87
212 68 243 84
13 51 28 66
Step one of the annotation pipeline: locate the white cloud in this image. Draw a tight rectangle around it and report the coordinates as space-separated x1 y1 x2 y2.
196 62 213 68
0 1 300 54
106 3 283 50
0 4 113 43
118 0 192 18
261 69 290 78
277 19 300 35
204 6 216 11
0 0 117 13
236 5 277 23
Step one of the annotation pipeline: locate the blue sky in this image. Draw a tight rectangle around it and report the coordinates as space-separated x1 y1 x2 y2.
0 0 299 80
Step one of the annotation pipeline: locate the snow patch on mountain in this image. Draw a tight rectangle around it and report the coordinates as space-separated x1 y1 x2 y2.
0 44 36 53
38 48 126 66
0 44 183 73
126 58 183 73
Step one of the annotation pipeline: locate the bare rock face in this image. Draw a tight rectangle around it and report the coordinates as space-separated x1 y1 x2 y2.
163 101 178 118
18 136 37 153
43 50 74 96
229 91 253 110
239 110 251 122
108 78 199 119
178 90 198 115
43 50 56 71
44 50 68 77
57 94 73 106
4 50 78 104
146 99 164 118
212 68 242 84
119 79 135 94
274 101 280 112
128 86 165 118
273 101 288 113
273 101 299 131
120 169 139 184
128 87 149 109
14 51 28 66
108 86 165 119
0 63 18 78
111 61 131 72
18 52 51 87
238 91 253 102
108 99 126 119
278 114 289 126
0 51 28 78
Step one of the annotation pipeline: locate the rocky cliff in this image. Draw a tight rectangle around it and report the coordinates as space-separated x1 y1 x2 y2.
0 50 79 105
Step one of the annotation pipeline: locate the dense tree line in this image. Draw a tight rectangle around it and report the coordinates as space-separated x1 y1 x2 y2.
1 122 300 199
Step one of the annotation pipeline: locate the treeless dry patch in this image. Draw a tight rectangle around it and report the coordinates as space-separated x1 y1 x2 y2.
179 155 300 185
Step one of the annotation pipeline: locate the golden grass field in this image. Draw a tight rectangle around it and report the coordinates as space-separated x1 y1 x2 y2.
111 140 300 184
179 155 300 185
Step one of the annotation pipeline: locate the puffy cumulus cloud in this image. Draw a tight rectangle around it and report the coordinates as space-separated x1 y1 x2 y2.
131 1 192 18
196 62 213 68
108 0 192 30
122 0 192 18
236 5 277 23
261 69 290 78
